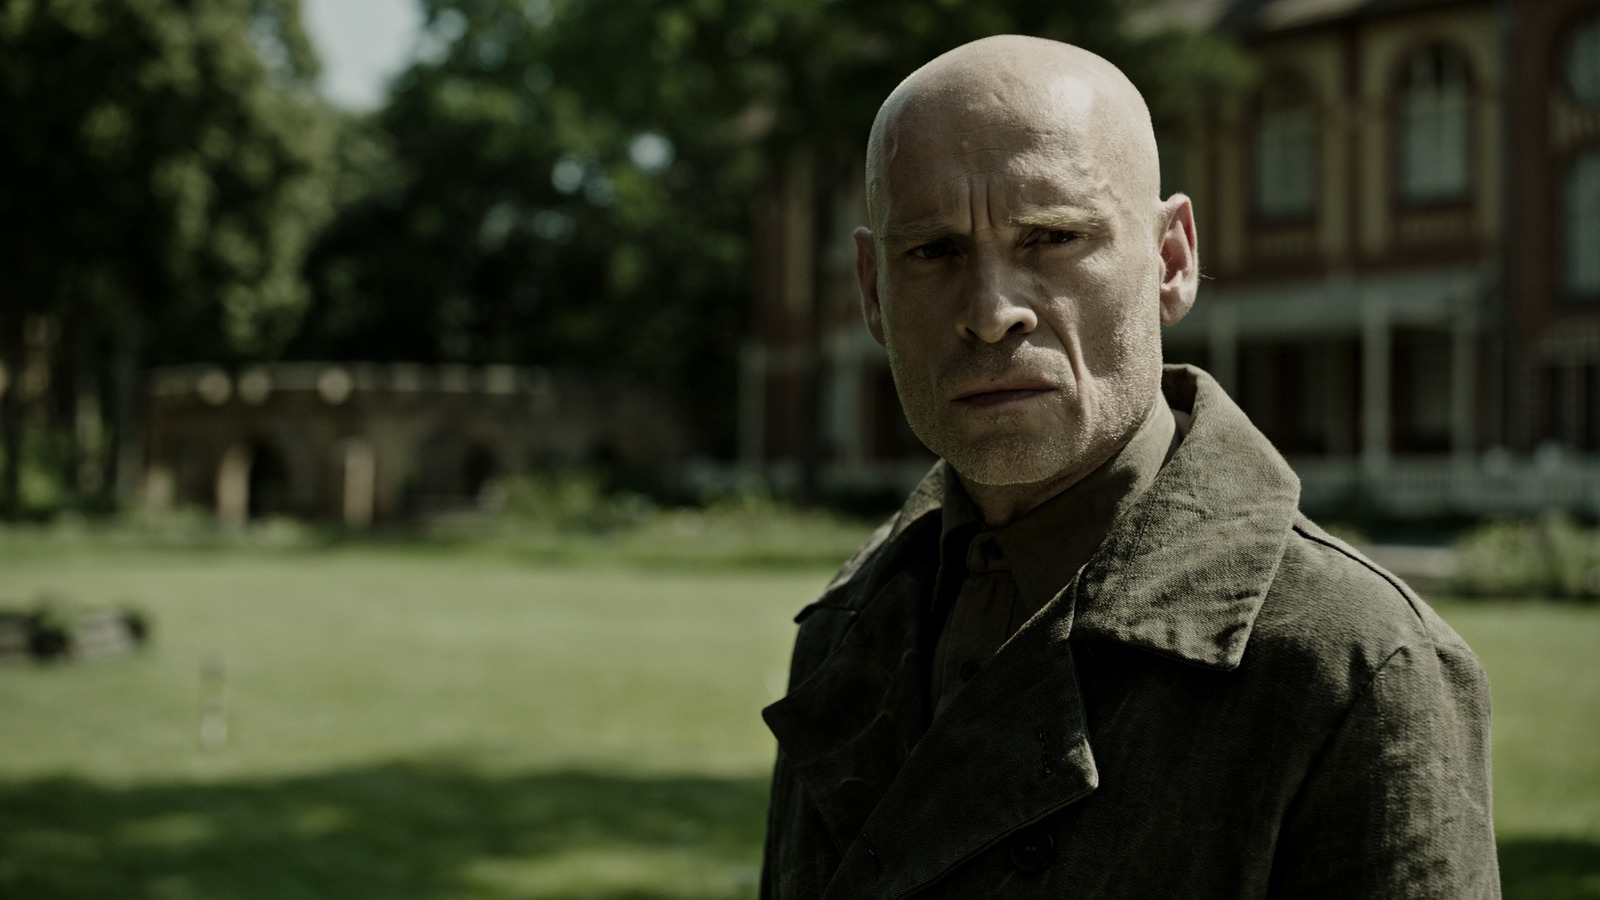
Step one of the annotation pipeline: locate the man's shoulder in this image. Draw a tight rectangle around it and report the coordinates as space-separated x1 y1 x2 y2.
799 504 938 617
1250 513 1481 699
795 465 946 619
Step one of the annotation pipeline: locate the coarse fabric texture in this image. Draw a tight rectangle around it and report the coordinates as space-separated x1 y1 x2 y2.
928 399 1176 717
759 365 1498 900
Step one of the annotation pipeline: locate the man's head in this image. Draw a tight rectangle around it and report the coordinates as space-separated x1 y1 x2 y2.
854 35 1199 522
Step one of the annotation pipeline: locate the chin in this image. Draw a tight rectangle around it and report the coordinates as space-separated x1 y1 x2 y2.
940 432 1083 488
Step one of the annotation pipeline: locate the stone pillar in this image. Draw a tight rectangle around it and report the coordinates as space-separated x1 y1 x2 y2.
142 465 174 511
1450 312 1478 465
1361 296 1391 477
342 439 376 530
215 443 250 529
1325 341 1356 458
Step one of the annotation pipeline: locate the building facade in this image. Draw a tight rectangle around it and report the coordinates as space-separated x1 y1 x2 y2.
743 0 1600 517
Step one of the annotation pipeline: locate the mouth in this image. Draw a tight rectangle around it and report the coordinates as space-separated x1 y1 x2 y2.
952 381 1057 409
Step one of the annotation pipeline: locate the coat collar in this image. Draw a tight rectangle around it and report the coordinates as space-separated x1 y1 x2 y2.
764 557 1097 899
1070 365 1301 669
811 365 1301 670
763 365 1301 899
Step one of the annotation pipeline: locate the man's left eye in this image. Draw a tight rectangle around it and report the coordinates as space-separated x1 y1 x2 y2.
910 242 956 260
1039 230 1080 244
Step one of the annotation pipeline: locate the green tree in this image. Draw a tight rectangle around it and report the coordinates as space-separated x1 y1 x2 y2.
292 0 759 454
0 0 338 516
296 0 1249 465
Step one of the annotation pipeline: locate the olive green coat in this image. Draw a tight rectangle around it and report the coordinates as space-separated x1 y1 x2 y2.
760 366 1498 899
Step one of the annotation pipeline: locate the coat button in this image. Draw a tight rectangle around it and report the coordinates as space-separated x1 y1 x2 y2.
1008 827 1054 874
959 659 980 681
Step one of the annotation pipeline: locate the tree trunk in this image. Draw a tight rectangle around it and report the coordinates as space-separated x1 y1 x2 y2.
72 320 106 498
109 311 144 506
1 311 22 521
798 149 841 509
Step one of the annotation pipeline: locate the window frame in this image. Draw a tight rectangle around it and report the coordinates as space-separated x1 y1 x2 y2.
1250 71 1320 226
1561 145 1600 304
1562 8 1600 109
1392 42 1476 210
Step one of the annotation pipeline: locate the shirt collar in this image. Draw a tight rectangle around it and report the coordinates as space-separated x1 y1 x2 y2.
997 400 1176 615
936 400 1177 618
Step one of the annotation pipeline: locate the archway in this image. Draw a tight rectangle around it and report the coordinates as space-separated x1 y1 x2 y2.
247 440 292 518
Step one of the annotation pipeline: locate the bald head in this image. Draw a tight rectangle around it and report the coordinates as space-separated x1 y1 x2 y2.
864 36 1161 234
850 36 1200 521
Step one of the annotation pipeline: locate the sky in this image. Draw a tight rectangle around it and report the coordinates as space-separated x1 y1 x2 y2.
301 0 424 111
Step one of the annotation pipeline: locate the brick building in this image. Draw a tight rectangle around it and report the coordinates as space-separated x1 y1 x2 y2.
742 0 1600 517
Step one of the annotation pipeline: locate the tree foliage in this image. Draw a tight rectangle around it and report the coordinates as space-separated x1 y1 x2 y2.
0 0 338 358
0 0 1249 517
0 0 339 514
293 0 1249 454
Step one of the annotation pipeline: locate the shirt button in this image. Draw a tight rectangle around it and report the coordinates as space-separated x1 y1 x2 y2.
1008 827 1054 874
959 659 980 681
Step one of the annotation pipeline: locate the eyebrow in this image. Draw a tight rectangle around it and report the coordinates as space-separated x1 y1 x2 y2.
1009 205 1107 232
878 220 958 248
878 205 1107 248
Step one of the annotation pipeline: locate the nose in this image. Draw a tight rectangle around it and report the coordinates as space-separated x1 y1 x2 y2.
956 253 1037 343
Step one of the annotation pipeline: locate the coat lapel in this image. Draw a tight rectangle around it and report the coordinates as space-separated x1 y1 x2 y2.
763 468 947 857
762 557 939 856
1072 366 1299 668
819 584 1097 900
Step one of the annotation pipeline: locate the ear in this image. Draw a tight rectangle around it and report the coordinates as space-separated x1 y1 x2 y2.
1156 194 1199 326
854 227 886 346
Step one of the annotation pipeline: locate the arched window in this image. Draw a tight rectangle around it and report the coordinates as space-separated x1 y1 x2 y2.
1566 11 1600 107
1398 45 1471 205
1254 77 1317 221
1566 149 1600 299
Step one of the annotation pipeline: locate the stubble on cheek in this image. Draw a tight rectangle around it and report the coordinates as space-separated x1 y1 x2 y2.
885 337 1090 487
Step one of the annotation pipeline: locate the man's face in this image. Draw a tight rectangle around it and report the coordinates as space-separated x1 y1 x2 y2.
857 90 1173 491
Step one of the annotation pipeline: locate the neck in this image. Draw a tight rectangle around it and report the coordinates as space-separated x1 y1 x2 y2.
959 455 1104 528
958 401 1162 527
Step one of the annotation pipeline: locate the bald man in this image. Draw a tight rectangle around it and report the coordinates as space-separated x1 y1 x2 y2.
760 36 1498 899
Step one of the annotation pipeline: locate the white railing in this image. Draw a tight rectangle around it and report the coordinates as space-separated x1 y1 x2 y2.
1292 458 1600 517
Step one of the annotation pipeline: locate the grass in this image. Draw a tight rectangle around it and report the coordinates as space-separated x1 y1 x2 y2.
0 541 1596 897
1441 600 1600 899
0 550 811 898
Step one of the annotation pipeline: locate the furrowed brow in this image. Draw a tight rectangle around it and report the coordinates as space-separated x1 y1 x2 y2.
878 220 957 248
1009 206 1106 232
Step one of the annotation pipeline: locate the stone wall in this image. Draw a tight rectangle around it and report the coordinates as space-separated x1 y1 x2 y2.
142 363 694 526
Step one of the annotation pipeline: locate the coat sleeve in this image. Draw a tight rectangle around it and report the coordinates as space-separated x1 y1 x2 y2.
1266 633 1500 899
759 602 860 900
759 751 787 900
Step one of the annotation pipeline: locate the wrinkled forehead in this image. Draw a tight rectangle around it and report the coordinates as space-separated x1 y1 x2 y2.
885 91 1091 172
888 67 1100 141
869 75 1127 224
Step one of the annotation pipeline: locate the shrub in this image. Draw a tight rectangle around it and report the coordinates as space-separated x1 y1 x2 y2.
1453 513 1600 601
498 470 656 532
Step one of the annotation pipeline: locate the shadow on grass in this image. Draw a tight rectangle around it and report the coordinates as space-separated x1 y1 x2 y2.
1500 837 1600 900
0 762 769 899
5 764 1594 899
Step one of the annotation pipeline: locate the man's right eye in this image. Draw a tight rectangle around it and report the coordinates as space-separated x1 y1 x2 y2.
909 242 955 260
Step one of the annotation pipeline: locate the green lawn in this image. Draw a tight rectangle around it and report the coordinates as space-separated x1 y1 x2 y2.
0 546 1596 898
1443 600 1600 899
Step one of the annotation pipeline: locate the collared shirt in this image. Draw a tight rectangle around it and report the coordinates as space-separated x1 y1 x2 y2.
928 400 1181 716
